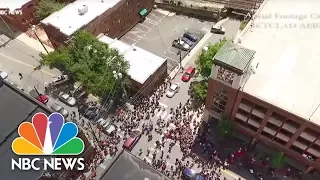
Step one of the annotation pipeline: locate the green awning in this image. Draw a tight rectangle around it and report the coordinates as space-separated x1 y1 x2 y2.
139 8 148 16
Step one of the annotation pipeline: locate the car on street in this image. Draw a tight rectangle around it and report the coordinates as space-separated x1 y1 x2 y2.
182 168 205 180
97 118 112 128
59 92 76 106
50 103 69 118
52 75 69 85
172 39 190 51
181 66 196 82
211 25 225 34
0 69 8 80
183 32 198 42
83 106 100 120
105 124 117 134
166 83 180 98
29 89 49 104
181 37 194 46
123 130 141 151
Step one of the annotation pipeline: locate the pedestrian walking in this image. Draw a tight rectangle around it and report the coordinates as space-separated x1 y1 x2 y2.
18 73 23 80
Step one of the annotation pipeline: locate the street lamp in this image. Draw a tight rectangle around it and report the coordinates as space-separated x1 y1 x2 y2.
31 25 49 54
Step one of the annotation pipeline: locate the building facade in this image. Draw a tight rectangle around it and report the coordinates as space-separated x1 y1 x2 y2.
42 0 154 48
203 42 320 173
0 0 36 32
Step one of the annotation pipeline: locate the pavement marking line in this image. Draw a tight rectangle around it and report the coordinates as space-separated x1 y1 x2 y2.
161 111 168 119
122 36 138 42
159 102 168 108
139 23 152 30
0 53 55 77
156 110 163 117
167 50 177 55
99 164 107 169
149 13 163 20
128 32 144 39
133 27 147 33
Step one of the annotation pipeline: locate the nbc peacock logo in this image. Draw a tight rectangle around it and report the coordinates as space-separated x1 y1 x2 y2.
11 113 85 171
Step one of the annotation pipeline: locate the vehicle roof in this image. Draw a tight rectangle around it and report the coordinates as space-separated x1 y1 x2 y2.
123 137 135 148
186 66 195 73
51 103 61 109
183 168 196 175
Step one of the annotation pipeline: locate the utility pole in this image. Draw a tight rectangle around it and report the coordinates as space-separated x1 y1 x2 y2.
31 25 49 54
177 50 183 71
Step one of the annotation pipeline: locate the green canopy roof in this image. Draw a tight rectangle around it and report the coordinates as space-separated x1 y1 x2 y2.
213 41 256 74
139 9 148 16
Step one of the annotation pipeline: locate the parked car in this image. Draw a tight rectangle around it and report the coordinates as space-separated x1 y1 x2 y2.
183 32 198 42
123 130 141 151
211 25 225 34
172 39 190 51
29 89 49 104
181 37 194 46
181 66 196 82
97 118 112 128
52 75 69 85
59 92 76 106
82 106 100 120
50 103 69 118
182 168 205 180
166 83 180 98
0 69 8 80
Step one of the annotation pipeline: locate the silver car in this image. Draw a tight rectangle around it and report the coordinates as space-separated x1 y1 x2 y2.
50 103 69 118
166 83 180 98
59 92 77 106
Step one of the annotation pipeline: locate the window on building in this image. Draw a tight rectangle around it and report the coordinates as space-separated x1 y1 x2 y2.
300 128 319 143
290 145 304 155
127 1 129 5
210 89 228 114
118 20 121 23
216 67 236 85
266 122 280 132
282 119 300 134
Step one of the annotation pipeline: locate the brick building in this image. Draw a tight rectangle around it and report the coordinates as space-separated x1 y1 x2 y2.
203 0 320 176
41 0 154 48
0 0 37 32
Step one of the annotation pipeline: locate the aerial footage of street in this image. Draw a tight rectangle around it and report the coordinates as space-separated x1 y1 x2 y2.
1 0 320 180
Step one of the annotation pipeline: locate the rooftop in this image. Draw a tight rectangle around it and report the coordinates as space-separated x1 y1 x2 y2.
0 79 52 180
241 0 320 123
100 150 171 180
41 0 121 36
213 41 256 74
98 34 166 84
0 0 30 10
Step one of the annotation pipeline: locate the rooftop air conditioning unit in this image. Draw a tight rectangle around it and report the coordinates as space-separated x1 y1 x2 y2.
78 5 88 15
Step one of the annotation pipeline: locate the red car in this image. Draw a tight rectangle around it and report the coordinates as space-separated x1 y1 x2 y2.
29 89 49 104
123 130 141 151
181 66 195 82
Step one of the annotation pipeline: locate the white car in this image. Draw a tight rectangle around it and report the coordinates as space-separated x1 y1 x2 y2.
166 83 180 98
211 25 225 34
0 69 8 80
50 103 69 118
52 75 68 85
59 92 76 106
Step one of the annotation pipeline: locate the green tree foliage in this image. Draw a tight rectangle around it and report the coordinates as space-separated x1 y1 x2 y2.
196 38 227 78
189 80 208 107
41 31 130 97
217 117 234 140
35 0 66 21
272 151 285 168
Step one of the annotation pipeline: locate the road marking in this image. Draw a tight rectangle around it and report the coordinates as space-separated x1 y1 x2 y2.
122 36 138 42
156 110 163 117
159 102 168 108
0 53 55 77
128 32 144 39
167 50 177 55
139 23 152 30
133 27 147 33
161 111 168 119
145 18 159 26
99 164 107 169
150 13 163 20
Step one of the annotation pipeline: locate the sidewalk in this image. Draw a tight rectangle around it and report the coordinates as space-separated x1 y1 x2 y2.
16 33 54 54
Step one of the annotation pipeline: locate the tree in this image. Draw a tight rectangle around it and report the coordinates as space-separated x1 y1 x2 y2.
35 0 66 21
41 30 130 98
272 151 285 169
196 38 227 78
217 117 234 140
189 38 227 106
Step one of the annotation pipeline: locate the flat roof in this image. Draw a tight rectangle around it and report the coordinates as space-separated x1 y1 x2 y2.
241 0 320 123
98 35 166 84
41 0 121 36
0 0 30 10
100 150 171 180
0 79 53 179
